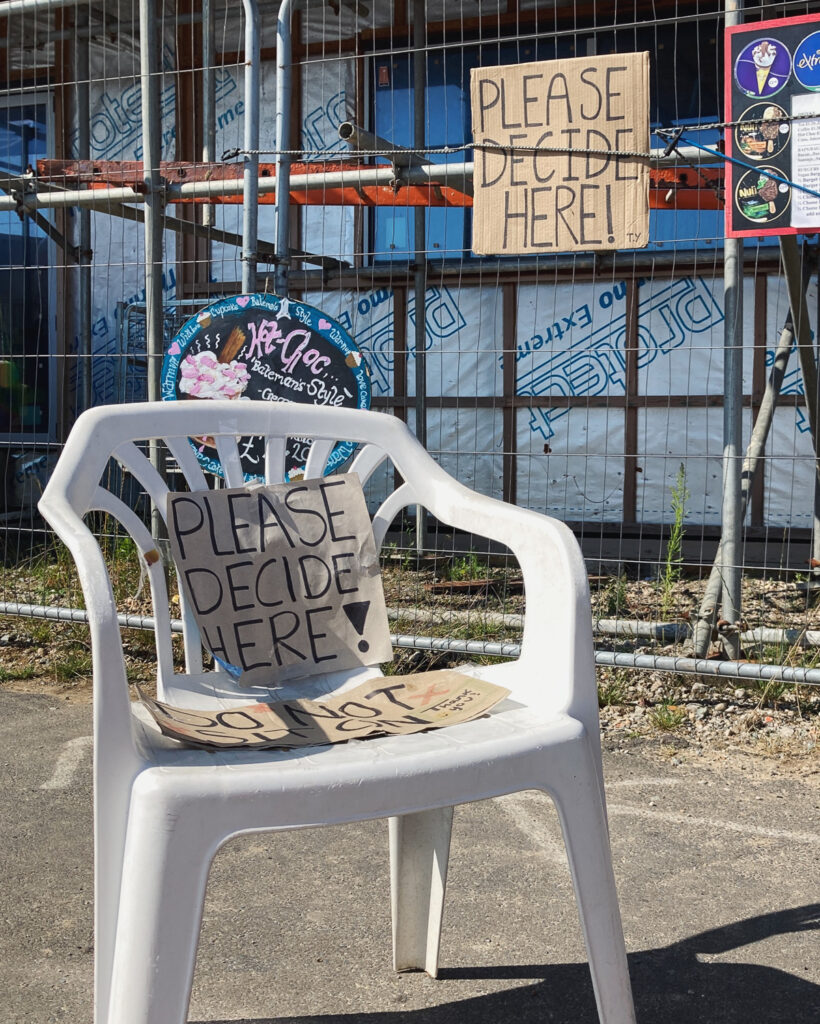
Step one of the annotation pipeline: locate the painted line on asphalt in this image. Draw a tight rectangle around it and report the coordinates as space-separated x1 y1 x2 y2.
495 791 569 867
607 804 820 844
40 735 93 790
608 777 683 788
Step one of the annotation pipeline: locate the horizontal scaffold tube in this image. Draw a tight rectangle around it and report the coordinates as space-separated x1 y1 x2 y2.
1 142 721 213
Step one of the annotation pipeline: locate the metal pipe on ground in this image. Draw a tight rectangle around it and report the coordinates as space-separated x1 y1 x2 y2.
1 600 819 685
595 650 820 686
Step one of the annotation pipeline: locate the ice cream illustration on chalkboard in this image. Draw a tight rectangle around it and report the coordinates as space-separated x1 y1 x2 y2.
753 41 777 94
178 326 250 400
178 326 251 450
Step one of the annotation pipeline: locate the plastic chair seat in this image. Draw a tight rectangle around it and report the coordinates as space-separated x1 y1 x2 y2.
131 689 586 829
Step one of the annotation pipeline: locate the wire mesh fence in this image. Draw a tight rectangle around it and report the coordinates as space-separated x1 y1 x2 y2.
3 0 820 700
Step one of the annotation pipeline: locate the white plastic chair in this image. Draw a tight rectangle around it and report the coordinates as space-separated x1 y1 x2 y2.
38 400 636 1024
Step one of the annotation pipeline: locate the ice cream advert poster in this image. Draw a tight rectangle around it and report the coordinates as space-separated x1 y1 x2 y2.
160 294 372 482
726 12 820 237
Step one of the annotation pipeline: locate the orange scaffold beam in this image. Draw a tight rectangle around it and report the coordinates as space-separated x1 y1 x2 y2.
36 159 724 211
36 159 473 208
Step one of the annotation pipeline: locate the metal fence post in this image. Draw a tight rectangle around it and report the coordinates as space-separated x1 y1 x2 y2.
413 0 427 553
274 0 295 296
720 0 744 660
202 0 215 236
241 0 260 295
139 0 167 541
74 5 92 415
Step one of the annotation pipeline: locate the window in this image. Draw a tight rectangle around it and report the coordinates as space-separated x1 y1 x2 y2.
0 97 55 439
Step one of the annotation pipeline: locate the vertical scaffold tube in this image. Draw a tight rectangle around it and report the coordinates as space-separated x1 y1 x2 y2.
274 0 295 295
242 0 261 294
720 0 745 659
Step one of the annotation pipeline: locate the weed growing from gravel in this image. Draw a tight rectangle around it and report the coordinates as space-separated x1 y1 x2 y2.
660 464 689 618
53 649 93 682
598 672 629 707
749 676 788 709
0 664 36 682
443 553 484 581
649 701 686 731
602 575 629 617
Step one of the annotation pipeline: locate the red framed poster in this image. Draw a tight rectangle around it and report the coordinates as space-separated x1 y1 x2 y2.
725 12 820 238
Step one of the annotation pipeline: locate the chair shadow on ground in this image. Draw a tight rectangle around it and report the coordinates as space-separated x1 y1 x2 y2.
196 903 820 1024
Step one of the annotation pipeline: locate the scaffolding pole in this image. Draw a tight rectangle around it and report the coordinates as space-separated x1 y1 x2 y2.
7 142 719 214
75 6 92 415
413 0 427 553
201 0 215 235
139 0 167 540
274 0 296 295
720 0 744 660
241 0 260 295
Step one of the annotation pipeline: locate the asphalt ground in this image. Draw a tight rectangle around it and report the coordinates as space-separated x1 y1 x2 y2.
2 690 818 1024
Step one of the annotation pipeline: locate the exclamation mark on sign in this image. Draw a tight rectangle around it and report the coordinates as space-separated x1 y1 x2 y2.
605 183 614 244
343 601 371 653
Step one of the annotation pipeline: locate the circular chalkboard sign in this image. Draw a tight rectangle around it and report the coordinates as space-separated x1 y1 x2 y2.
160 293 371 482
793 32 820 91
735 102 790 162
734 166 791 224
734 38 791 99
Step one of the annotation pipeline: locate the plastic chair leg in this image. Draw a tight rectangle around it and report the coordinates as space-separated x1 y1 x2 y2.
549 744 637 1024
389 806 454 977
94 822 128 1024
94 766 141 1024
104 797 214 1024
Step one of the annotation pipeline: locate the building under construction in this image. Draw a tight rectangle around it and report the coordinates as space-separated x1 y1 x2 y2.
3 0 820 670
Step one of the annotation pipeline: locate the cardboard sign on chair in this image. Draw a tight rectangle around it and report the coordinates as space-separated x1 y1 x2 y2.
167 473 394 684
139 670 512 750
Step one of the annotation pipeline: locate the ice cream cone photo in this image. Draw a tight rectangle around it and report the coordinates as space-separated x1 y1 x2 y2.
755 68 769 94
752 40 776 95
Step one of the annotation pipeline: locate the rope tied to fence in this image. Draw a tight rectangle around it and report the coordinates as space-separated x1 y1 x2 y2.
221 115 820 205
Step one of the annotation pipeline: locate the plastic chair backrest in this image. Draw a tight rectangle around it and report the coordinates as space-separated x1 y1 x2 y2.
41 402 436 687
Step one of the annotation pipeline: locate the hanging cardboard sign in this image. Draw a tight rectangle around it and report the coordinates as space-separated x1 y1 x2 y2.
138 670 511 750
725 12 820 237
160 293 372 482
470 52 650 254
167 473 393 685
